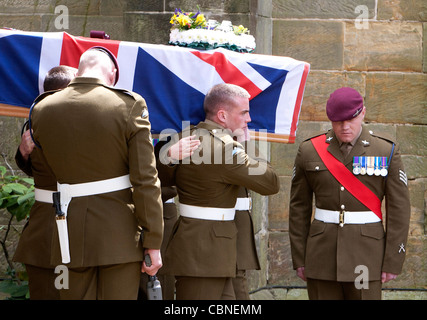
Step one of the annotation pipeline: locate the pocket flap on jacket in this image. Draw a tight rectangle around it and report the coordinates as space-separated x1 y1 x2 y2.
309 220 327 237
213 223 238 239
305 161 327 172
361 224 385 240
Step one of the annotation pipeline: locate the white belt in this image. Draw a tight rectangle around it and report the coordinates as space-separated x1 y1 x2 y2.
56 174 132 216
35 175 131 208
34 188 56 203
315 208 381 227
179 203 235 221
234 197 251 211
35 174 132 264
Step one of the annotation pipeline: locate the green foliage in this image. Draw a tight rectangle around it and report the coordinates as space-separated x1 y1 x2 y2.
0 165 35 221
0 165 34 300
0 268 29 300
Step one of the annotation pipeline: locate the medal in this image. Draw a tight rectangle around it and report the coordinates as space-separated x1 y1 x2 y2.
367 156 374 175
374 157 381 176
360 157 367 175
380 157 388 177
353 156 361 175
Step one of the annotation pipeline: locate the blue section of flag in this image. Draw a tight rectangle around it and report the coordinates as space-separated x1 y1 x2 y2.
133 47 206 134
247 63 288 133
0 34 42 108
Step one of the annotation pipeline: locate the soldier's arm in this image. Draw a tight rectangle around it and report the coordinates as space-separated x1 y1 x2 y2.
289 142 314 271
221 140 280 196
127 97 164 253
382 142 410 276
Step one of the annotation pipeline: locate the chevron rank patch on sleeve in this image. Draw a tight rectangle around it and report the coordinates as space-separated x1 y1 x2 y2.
399 170 408 186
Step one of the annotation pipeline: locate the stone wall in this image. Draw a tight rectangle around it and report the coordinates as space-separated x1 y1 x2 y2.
0 0 425 299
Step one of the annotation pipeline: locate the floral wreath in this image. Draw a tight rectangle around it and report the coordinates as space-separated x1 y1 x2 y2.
169 8 256 53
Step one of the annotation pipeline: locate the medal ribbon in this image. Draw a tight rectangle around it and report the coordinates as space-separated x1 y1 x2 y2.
311 135 382 220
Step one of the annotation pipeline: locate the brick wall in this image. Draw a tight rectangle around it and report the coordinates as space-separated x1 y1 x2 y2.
0 0 425 299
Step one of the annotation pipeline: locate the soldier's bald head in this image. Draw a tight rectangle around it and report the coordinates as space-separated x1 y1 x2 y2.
77 48 117 86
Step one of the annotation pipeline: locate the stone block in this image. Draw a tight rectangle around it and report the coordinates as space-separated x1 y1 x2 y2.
0 0 52 14
363 123 396 141
268 231 303 286
124 12 171 44
365 72 427 125
249 288 275 300
0 116 27 172
272 20 343 70
99 0 126 16
165 0 224 13
40 14 124 39
401 155 427 181
300 71 365 122
251 192 267 235
224 0 251 13
0 15 42 31
256 0 272 18
378 0 427 21
383 289 427 300
254 15 272 54
407 179 426 237
396 125 427 156
270 142 298 176
344 22 423 72
268 176 290 231
272 0 376 19
247 232 268 291
424 23 427 73
126 0 164 11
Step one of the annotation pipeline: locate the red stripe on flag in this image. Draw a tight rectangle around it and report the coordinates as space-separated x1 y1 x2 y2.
60 33 121 68
289 63 310 143
191 51 262 99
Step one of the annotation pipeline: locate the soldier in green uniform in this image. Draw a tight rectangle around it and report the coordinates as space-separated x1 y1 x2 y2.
159 83 280 300
13 65 77 300
289 87 411 299
29 47 164 300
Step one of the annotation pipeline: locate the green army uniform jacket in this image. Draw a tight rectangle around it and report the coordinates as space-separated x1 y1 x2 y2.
289 127 411 282
13 139 58 269
30 77 163 268
162 120 279 277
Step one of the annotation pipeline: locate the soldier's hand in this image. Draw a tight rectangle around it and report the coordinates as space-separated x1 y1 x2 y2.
142 249 162 276
235 127 250 143
168 135 200 161
296 266 307 281
19 130 35 161
381 272 397 283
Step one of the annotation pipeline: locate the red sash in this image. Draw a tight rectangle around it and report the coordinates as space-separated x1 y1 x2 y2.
311 135 382 220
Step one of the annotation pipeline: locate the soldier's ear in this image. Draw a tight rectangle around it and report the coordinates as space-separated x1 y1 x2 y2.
217 109 227 122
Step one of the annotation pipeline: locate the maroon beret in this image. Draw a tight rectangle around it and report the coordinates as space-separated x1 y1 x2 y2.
326 87 364 122
89 46 119 85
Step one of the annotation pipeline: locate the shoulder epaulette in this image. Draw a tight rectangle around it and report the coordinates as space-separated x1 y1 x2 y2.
303 131 328 142
33 89 60 105
367 130 397 144
104 85 140 100
209 129 234 145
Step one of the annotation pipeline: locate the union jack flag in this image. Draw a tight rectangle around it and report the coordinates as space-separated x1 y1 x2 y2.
0 29 309 143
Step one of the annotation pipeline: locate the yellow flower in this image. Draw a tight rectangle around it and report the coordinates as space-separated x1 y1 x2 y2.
234 25 248 35
195 14 206 26
177 14 191 27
